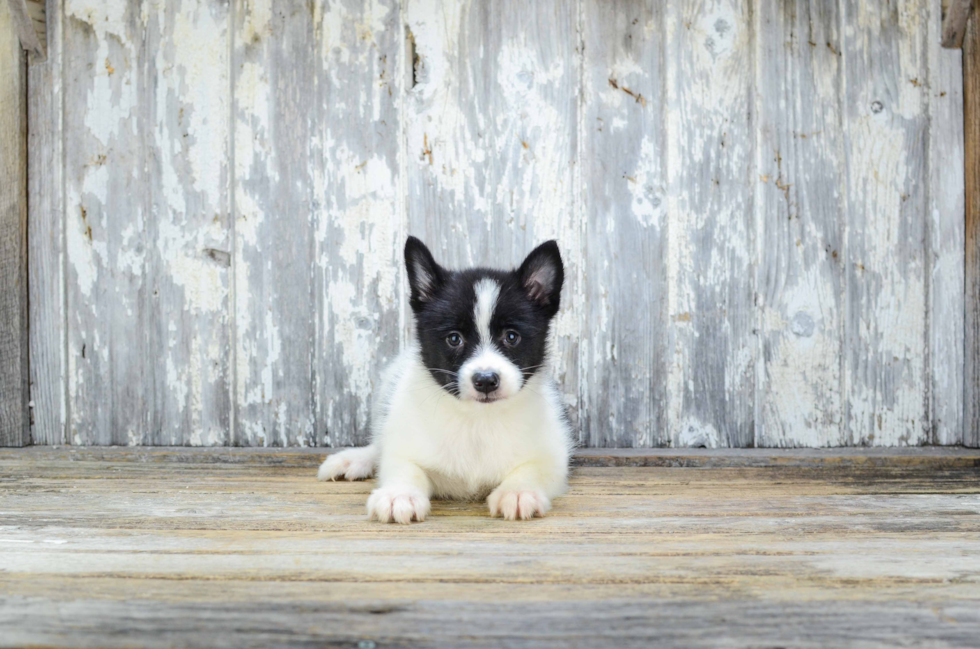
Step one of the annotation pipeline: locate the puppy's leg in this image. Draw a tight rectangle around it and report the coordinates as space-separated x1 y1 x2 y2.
317 444 379 481
367 460 432 524
487 460 565 521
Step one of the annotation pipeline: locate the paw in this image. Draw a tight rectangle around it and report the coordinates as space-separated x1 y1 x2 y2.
367 486 431 524
317 450 374 481
487 488 550 521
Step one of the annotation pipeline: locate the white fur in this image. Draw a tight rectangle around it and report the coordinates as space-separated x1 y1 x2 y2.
317 346 573 523
473 279 499 344
457 347 525 402
458 279 523 401
317 445 378 481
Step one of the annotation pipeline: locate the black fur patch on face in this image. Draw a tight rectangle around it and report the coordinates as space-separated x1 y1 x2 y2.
404 237 565 397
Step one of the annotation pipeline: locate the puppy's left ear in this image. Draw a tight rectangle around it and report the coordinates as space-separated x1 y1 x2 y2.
517 240 564 316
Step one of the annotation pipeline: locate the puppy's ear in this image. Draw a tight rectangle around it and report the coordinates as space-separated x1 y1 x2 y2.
405 236 444 309
516 240 564 316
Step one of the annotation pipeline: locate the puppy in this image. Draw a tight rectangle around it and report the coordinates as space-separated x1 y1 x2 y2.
317 236 573 523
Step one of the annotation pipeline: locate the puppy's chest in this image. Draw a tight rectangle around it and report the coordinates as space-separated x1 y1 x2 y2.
410 406 539 484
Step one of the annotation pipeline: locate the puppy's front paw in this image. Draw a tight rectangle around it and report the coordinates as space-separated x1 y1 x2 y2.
317 450 374 481
367 486 431 524
487 488 550 521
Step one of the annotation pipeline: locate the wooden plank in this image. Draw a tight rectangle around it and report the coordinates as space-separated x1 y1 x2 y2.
929 0 967 444
755 0 845 446
144 0 232 445
1 591 979 649
403 0 581 432
311 0 404 447
64 0 150 445
843 1 931 445
0 0 29 447
941 0 974 48
665 0 755 448
967 12 980 448
580 1 667 447
233 1 316 446
5 446 977 470
21 0 974 450
27 0 66 445
0 453 977 647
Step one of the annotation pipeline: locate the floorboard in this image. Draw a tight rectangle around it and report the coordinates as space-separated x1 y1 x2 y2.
1 448 978 648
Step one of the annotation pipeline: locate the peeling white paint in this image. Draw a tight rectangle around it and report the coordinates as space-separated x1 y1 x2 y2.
43 0 965 449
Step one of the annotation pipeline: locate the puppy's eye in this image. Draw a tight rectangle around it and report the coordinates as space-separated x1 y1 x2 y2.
446 332 463 348
503 330 521 346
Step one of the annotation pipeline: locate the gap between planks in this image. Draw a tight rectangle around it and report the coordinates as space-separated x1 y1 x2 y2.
2 445 978 469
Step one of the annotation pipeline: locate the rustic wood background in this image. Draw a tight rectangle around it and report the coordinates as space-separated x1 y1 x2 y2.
27 0 969 448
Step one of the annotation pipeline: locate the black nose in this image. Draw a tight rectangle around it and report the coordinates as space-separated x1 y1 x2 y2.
472 371 500 394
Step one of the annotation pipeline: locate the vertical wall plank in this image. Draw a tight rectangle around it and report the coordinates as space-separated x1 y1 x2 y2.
755 1 845 446
64 0 148 445
28 0 66 445
0 0 30 446
233 1 316 446
580 0 668 447
927 0 965 445
965 13 980 448
843 1 930 445
25 0 972 448
665 0 756 448
312 0 404 447
145 0 232 445
403 0 580 425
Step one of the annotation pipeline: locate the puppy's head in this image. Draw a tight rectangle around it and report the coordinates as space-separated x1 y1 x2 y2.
405 236 564 404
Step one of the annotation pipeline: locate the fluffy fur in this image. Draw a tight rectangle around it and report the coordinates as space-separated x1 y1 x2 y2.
317 237 573 523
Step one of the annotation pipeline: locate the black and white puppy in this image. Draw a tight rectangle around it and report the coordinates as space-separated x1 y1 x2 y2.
318 237 573 523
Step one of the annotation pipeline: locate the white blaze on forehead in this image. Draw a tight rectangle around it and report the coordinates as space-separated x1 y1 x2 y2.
459 277 522 402
473 279 500 347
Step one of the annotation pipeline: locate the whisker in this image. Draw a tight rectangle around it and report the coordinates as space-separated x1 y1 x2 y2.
427 368 460 376
518 363 549 372
517 364 547 374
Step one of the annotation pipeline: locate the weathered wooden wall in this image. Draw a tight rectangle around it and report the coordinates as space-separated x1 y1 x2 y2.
966 11 979 449
1 0 30 447
26 0 969 448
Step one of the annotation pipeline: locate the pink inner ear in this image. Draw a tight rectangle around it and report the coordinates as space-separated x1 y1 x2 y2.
526 279 550 305
524 263 555 304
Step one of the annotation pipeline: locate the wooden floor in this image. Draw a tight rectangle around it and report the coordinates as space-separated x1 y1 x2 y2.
1 447 979 648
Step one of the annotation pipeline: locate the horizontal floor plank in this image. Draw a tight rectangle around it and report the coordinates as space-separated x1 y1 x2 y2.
0 447 977 647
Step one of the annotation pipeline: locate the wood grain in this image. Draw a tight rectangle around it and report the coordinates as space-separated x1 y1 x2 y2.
966 11 980 448
145 0 232 445
755 0 845 447
3 444 978 469
27 0 66 445
63 1 150 445
843 1 931 445
233 0 317 447
23 0 972 448
403 0 581 433
665 0 756 448
928 0 966 444
0 448 977 647
312 0 404 447
0 0 29 447
580 0 668 447
942 0 974 48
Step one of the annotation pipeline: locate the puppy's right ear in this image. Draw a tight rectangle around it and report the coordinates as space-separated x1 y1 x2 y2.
405 236 444 309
